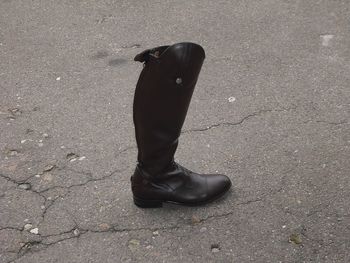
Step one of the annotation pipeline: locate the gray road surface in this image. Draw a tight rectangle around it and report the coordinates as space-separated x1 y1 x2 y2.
0 0 349 262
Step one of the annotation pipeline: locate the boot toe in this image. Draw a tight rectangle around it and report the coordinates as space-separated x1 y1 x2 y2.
206 174 232 199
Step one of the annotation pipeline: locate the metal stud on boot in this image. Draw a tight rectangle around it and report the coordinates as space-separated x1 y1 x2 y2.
131 42 232 208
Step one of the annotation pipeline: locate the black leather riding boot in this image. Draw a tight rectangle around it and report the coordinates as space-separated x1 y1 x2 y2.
131 42 231 208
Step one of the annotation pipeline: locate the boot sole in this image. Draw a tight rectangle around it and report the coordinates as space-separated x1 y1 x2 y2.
133 183 232 208
133 196 163 208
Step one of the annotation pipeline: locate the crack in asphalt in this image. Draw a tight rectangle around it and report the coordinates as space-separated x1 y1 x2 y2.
37 167 123 195
0 226 24 232
5 193 270 263
35 167 125 228
303 119 349 126
2 107 348 263
4 191 271 261
1 143 132 215
199 185 285 224
6 223 183 262
0 173 48 224
2 167 124 263
315 120 348 126
182 106 297 133
198 198 264 222
1 148 289 262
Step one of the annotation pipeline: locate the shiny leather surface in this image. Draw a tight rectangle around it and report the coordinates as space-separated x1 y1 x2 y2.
132 42 231 206
133 42 205 175
131 162 231 205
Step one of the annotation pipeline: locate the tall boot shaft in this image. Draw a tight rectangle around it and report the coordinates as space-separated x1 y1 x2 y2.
133 42 205 175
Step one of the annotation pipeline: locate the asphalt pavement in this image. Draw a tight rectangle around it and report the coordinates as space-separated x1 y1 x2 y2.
0 0 349 262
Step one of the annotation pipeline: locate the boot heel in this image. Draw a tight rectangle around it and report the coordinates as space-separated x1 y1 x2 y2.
133 196 163 208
